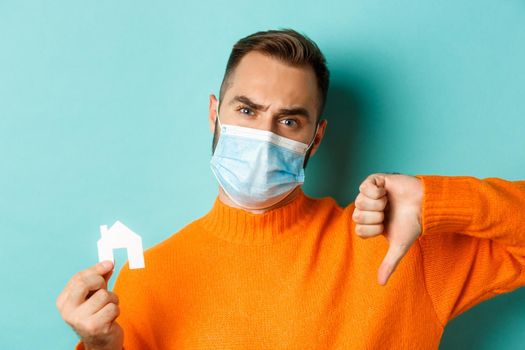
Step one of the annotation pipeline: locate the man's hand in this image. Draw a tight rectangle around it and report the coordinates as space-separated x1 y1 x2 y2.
352 173 423 286
56 260 123 350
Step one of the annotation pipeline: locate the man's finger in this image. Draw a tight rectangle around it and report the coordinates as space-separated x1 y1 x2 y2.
377 242 408 286
87 259 116 298
352 209 384 225
77 289 120 317
66 261 114 305
68 274 107 306
354 224 384 238
360 175 387 199
59 261 114 309
354 194 388 211
89 302 121 328
77 261 115 288
102 259 116 283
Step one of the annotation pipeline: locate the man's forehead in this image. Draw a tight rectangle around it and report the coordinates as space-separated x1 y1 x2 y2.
225 53 319 118
233 51 316 84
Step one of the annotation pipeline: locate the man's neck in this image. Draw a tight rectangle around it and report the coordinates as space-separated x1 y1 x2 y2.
217 186 303 214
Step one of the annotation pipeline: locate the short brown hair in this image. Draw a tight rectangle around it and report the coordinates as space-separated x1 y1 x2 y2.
219 28 330 121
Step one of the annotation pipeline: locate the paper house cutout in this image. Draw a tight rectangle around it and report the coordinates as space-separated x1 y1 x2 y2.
97 220 145 269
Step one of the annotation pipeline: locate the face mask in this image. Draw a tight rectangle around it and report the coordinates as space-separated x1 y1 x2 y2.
210 99 318 210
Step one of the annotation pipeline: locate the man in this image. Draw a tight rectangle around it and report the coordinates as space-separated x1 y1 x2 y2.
57 28 525 349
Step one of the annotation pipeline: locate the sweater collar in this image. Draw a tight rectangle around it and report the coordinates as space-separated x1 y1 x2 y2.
200 187 316 245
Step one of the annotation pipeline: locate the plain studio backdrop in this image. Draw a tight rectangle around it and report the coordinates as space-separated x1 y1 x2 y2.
1 1 524 348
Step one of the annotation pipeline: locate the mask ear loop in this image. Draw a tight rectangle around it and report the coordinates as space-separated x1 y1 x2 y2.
301 121 319 169
215 98 223 130
305 122 319 153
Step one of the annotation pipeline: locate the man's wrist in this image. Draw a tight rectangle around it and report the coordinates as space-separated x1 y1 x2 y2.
414 175 474 236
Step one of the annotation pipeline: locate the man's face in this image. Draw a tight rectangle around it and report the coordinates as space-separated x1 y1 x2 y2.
208 51 327 161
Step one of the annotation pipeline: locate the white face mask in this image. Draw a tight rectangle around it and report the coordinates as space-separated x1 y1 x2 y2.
210 99 318 210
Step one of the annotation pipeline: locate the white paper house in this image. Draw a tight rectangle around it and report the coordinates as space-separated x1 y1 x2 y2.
97 220 145 269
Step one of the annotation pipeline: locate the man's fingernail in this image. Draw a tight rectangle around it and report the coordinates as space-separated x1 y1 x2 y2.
101 260 113 269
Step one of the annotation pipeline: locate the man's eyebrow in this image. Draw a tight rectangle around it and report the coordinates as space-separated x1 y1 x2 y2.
229 95 311 119
276 106 310 119
229 95 268 111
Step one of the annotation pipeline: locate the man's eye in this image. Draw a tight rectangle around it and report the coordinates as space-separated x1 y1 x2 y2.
280 119 298 127
237 106 254 115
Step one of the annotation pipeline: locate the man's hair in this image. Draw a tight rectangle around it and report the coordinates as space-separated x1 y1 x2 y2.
218 28 330 120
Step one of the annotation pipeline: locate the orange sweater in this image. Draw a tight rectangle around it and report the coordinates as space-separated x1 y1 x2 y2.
75 175 525 349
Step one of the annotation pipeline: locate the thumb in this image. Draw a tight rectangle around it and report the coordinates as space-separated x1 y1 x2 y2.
102 258 116 285
377 243 406 286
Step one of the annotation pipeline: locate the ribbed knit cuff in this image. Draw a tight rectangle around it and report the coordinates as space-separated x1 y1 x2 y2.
415 175 476 236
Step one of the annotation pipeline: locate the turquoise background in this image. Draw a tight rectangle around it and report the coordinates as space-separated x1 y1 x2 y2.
1 0 524 348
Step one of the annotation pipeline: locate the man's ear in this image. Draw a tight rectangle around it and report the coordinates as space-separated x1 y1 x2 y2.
208 94 219 134
308 118 328 158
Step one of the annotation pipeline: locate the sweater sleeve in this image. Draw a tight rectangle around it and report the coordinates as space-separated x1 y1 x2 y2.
74 262 152 350
414 175 525 327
